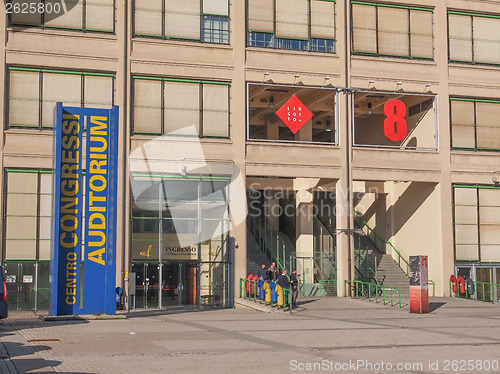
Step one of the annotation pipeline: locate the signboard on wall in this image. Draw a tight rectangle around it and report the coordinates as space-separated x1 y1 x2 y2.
50 103 119 316
353 91 437 149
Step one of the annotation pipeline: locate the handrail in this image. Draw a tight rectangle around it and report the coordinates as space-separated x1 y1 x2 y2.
449 279 500 303
318 279 337 296
239 278 293 313
427 280 435 297
344 280 403 308
248 214 293 280
353 209 409 275
353 246 380 282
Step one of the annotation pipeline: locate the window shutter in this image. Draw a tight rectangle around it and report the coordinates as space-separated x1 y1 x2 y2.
275 0 308 39
311 0 335 39
475 102 500 149
84 75 113 109
134 0 162 36
352 4 377 53
203 0 228 16
9 70 40 127
203 84 229 137
448 14 472 61
165 0 201 39
42 73 81 128
451 100 475 148
410 10 433 58
11 0 42 25
86 0 114 31
44 0 83 29
133 79 162 134
247 0 274 32
473 16 500 64
377 6 408 56
5 172 38 260
164 81 200 134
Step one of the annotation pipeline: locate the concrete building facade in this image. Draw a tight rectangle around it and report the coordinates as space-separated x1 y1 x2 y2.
1 0 500 311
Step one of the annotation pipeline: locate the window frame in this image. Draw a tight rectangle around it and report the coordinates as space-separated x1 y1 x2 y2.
246 0 337 54
450 97 500 152
448 10 500 66
453 185 500 263
7 0 116 34
131 76 231 139
133 0 230 44
6 67 115 130
3 169 52 261
351 1 434 60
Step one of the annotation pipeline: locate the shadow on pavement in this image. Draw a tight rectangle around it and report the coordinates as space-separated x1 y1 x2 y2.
429 301 446 312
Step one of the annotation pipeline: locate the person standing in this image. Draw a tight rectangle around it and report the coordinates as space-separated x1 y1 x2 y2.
257 263 268 299
290 269 299 307
277 269 290 307
267 261 279 282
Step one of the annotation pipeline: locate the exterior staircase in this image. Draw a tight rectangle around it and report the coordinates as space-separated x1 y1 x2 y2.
353 221 410 296
246 231 270 275
377 254 410 297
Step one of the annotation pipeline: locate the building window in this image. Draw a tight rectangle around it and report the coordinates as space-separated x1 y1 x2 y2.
4 170 52 261
8 0 115 32
246 0 336 53
450 98 500 151
453 186 500 262
132 77 230 138
449 11 500 65
134 0 229 44
247 83 337 144
7 67 115 130
351 2 433 59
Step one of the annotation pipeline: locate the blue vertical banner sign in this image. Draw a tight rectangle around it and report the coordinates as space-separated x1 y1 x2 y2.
82 107 119 315
50 103 84 316
51 104 119 316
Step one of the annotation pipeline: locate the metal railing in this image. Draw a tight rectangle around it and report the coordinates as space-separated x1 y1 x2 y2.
247 213 295 278
239 278 293 313
318 279 337 296
353 210 409 275
428 280 435 297
345 280 403 308
449 279 500 304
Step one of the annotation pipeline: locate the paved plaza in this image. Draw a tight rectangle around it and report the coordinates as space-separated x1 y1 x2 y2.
0 297 499 373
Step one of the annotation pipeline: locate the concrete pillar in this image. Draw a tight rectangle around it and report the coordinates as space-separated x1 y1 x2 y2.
294 178 317 288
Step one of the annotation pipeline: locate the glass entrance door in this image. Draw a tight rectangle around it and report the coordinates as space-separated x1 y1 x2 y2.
131 263 160 309
4 262 36 311
476 267 493 302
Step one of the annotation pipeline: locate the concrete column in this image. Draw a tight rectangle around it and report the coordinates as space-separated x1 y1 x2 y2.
294 178 316 287
296 120 313 142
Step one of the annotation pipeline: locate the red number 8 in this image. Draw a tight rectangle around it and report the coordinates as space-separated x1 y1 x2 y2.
384 99 407 141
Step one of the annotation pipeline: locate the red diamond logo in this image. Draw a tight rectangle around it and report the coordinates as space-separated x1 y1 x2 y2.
275 94 313 134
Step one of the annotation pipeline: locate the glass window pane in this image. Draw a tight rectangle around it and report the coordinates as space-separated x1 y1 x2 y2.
454 187 477 206
455 244 479 261
5 240 37 260
133 79 162 134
